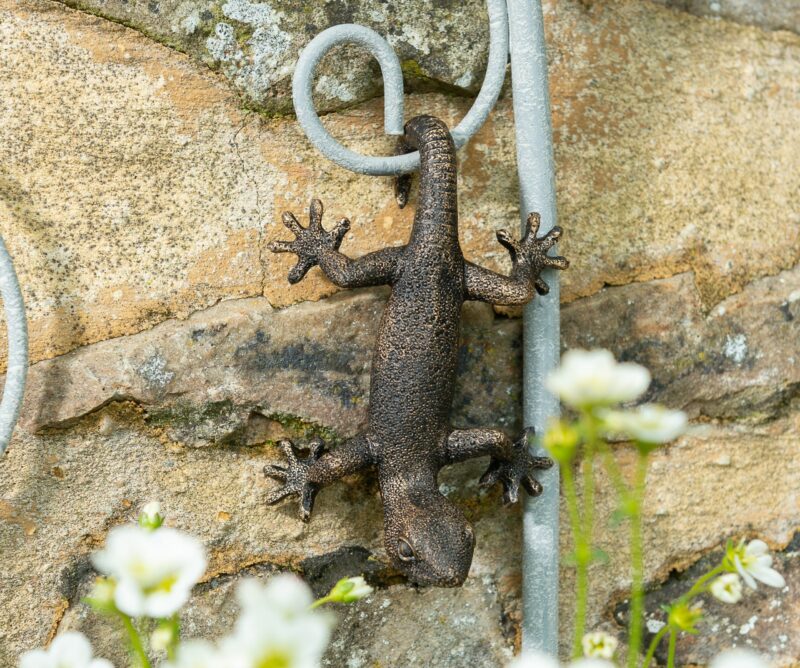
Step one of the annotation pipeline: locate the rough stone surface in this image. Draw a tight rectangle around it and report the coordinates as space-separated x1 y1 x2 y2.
2 0 800 371
562 265 800 423
58 0 489 114
652 0 800 34
614 538 799 666
1 0 800 666
19 293 519 443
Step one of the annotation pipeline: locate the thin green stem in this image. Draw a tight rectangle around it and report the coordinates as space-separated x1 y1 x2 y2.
166 615 180 662
309 596 331 610
561 461 588 659
627 452 649 668
118 613 151 668
679 565 725 603
642 625 669 668
666 631 677 668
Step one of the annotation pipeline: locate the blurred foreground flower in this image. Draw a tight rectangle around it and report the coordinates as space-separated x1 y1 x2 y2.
91 524 206 617
545 349 650 409
163 639 247 668
601 404 687 446
725 539 786 590
20 631 112 668
507 651 614 668
709 649 770 668
220 575 334 668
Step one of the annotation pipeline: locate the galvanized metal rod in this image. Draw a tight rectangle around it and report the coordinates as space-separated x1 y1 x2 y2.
0 236 28 456
291 0 509 175
507 0 561 655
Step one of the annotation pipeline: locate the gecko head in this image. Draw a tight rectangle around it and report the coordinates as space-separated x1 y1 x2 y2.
383 491 475 587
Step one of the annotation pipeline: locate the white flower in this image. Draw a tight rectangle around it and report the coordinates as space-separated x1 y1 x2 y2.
709 649 770 668
506 650 560 668
224 575 334 668
20 631 113 668
236 574 314 618
91 525 206 618
138 501 164 530
730 539 786 590
161 640 247 668
601 404 687 444
545 349 651 408
710 573 743 604
581 631 618 659
506 652 614 668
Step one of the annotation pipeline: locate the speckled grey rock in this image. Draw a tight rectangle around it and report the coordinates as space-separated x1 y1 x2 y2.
562 265 800 423
652 0 800 34
57 0 490 113
613 538 798 666
20 291 520 445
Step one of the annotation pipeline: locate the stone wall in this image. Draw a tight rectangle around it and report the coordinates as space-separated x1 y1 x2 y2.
0 0 798 666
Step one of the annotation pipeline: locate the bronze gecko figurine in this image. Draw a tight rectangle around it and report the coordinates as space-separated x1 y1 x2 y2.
266 115 568 587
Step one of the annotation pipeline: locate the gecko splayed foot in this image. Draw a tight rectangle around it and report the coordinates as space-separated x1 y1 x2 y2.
267 115 568 587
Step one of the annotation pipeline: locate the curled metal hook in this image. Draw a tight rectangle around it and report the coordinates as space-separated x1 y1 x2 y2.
291 0 509 175
0 236 28 457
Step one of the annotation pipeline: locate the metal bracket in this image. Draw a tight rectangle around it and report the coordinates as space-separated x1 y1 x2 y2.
291 0 509 175
0 236 28 457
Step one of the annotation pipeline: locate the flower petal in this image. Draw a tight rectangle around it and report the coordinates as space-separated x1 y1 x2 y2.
745 539 769 557
750 564 786 588
734 554 757 590
50 631 93 665
19 649 50 668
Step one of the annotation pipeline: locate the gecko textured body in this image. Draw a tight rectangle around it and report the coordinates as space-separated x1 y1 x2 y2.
267 115 568 587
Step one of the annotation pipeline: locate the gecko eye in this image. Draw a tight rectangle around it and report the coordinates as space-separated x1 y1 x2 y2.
397 537 415 562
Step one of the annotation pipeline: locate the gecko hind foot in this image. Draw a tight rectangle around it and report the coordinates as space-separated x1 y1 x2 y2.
268 199 350 284
264 438 325 521
479 428 554 505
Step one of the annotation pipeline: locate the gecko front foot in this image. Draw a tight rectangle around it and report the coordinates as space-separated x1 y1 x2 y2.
264 438 325 521
497 212 569 296
268 198 350 284
479 429 553 505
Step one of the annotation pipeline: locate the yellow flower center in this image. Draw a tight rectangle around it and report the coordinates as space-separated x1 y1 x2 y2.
142 574 179 596
256 650 293 668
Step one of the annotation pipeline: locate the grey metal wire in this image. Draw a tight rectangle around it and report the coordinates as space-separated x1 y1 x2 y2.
291 0 560 653
0 235 28 456
291 0 509 175
508 0 561 654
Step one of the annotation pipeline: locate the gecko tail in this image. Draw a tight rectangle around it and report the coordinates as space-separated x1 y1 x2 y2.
394 135 415 209
393 115 457 212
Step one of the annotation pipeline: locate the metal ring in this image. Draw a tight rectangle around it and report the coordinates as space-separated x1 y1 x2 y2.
291 0 509 176
0 236 28 456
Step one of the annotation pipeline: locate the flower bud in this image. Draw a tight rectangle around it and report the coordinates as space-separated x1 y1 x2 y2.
138 501 164 530
150 624 176 652
667 602 703 634
542 419 580 464
326 576 373 603
84 577 117 614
